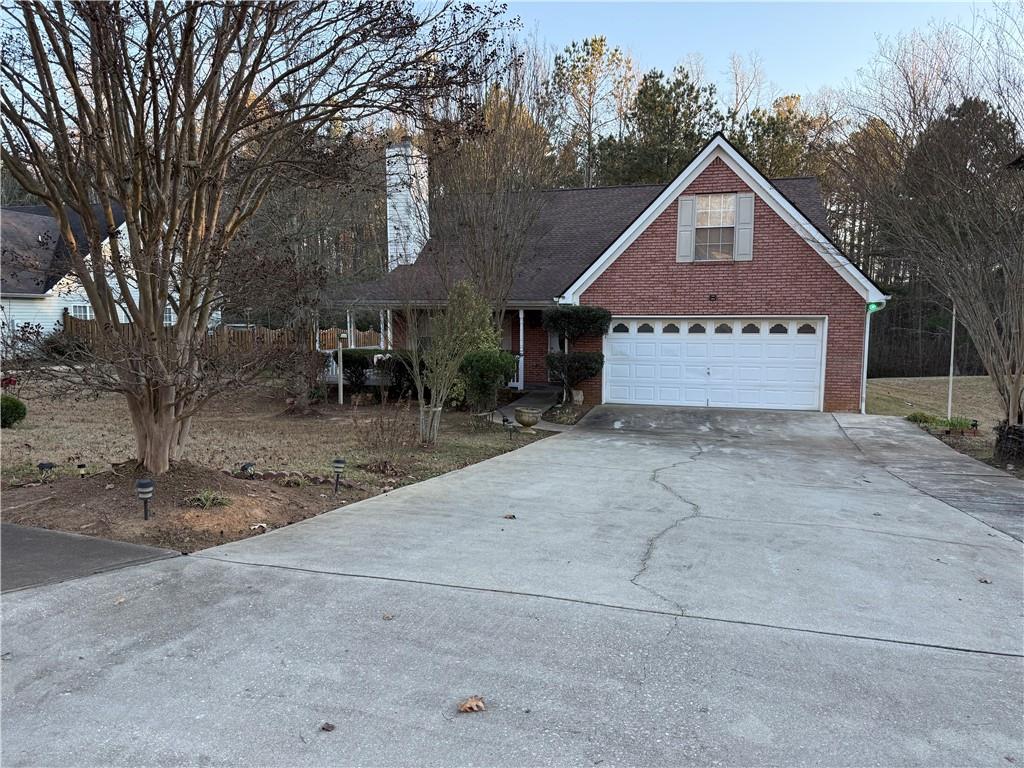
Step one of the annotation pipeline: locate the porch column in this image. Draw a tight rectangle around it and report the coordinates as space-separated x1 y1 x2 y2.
518 309 525 390
386 309 393 350
379 310 386 350
345 310 354 349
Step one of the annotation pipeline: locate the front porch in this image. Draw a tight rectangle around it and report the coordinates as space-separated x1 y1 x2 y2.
501 308 555 391
327 307 555 392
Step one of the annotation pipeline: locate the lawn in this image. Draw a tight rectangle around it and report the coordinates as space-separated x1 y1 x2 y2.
867 375 1019 477
1 385 547 551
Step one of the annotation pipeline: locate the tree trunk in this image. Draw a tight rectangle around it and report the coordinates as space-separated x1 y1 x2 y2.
130 412 177 474
419 405 442 444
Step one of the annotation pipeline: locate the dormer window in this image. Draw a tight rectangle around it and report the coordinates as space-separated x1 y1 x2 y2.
695 194 736 261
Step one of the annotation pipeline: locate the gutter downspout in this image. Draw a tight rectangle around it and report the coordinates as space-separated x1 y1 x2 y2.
860 309 872 415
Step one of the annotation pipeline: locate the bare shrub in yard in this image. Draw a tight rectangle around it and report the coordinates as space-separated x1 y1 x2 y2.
351 401 417 475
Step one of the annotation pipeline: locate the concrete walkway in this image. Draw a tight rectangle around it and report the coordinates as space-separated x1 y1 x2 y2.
2 407 1021 766
834 413 1024 541
490 386 571 432
1 523 178 593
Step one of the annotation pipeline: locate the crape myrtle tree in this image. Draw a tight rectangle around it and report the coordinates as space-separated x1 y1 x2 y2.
1 0 507 472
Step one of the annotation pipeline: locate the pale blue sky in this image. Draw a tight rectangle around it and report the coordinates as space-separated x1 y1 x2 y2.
510 1 982 98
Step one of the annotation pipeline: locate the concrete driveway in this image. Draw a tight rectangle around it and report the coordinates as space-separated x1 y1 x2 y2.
3 406 1022 766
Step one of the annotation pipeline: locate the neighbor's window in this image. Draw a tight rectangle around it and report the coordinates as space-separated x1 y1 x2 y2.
695 193 736 261
163 307 175 326
70 304 94 320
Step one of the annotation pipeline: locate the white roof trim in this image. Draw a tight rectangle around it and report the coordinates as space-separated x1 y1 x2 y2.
559 135 887 305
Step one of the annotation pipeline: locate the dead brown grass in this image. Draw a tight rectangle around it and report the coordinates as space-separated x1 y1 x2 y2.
867 376 1020 478
1 385 549 550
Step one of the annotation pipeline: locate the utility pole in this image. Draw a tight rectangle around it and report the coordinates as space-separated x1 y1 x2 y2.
947 303 957 420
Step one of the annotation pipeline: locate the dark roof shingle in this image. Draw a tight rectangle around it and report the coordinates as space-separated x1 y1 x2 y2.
340 176 835 306
1 204 125 295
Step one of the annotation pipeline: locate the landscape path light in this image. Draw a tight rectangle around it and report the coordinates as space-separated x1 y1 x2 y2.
77 463 87 478
135 479 155 520
332 457 346 494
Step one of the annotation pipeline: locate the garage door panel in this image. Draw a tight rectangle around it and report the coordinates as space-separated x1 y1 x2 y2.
658 343 683 357
608 363 631 378
608 341 632 357
790 366 819 384
635 342 657 357
659 364 683 379
658 386 683 401
634 384 656 400
634 364 657 378
737 366 762 383
605 318 823 411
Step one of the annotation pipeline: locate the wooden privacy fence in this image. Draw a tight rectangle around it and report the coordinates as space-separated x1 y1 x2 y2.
63 314 382 351
318 327 382 349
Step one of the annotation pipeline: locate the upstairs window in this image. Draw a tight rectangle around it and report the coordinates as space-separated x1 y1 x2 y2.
695 194 736 261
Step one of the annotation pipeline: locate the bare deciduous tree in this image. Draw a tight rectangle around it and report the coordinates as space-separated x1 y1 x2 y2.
850 98 1023 445
426 45 556 326
1 0 505 472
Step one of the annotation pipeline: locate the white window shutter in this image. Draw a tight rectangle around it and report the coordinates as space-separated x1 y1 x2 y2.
676 196 696 262
735 192 754 261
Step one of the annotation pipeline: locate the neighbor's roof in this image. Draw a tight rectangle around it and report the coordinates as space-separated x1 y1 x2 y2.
1 203 126 296
340 176 833 306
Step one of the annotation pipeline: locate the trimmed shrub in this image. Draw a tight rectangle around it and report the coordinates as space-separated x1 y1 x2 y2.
546 351 603 402
542 306 612 341
461 349 517 412
1 394 27 428
334 348 379 391
374 350 424 401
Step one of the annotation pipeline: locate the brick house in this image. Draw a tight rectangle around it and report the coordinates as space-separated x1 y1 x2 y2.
346 134 887 413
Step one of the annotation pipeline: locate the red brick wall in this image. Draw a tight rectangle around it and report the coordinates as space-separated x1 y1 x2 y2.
579 157 865 411
524 310 550 385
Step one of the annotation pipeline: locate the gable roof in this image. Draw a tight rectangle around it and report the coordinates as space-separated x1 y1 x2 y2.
1 203 126 296
339 138 879 307
561 134 887 304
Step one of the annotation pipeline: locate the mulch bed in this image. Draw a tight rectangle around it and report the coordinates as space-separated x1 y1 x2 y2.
543 403 593 426
2 461 373 553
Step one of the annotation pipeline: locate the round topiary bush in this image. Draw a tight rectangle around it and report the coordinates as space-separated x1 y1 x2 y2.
1 393 27 428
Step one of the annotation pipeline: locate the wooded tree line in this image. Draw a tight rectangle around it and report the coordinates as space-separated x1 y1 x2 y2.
540 15 1021 386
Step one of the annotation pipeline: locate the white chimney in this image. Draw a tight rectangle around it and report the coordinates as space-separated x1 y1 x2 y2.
385 138 428 271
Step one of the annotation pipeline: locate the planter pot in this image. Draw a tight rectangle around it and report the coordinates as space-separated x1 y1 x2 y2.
514 406 543 434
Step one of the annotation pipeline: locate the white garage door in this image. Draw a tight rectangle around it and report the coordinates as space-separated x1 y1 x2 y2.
603 317 824 411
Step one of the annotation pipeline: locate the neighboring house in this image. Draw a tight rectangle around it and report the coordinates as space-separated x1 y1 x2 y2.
345 134 888 413
1 204 216 346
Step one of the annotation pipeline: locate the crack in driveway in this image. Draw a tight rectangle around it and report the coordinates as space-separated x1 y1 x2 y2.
629 442 704 614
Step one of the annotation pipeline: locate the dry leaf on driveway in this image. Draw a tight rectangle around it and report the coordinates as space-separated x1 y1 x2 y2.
457 695 486 713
